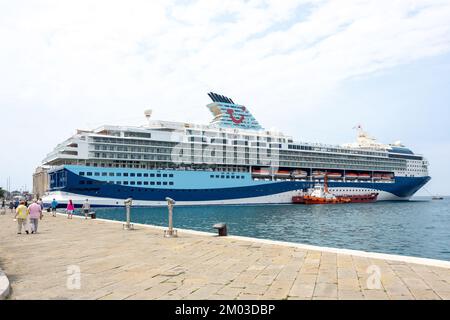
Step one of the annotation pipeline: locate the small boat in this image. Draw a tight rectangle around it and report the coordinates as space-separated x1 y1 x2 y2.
327 172 342 178
382 174 394 179
292 176 378 205
291 170 308 178
275 170 291 177
357 173 371 179
252 169 271 176
312 171 326 179
343 193 378 203
432 196 444 200
345 173 358 179
373 173 383 180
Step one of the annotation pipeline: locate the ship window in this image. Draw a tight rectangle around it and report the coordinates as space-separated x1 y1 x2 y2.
87 181 93 184
163 182 167 185
144 173 148 177
87 172 92 176
79 172 85 176
79 181 85 185
130 181 136 185
156 174 161 177
150 173 155 177
221 175 225 179
241 176 244 179
116 173 122 177
116 182 121 185
102 172 107 176
157 182 161 185
163 174 167 177
236 176 240 179
169 174 173 177
226 176 230 179
150 182 155 185
216 175 220 178
137 181 142 185
130 173 135 177
137 173 142 177
123 181 129 185
231 176 235 179
144 181 148 185
124 173 128 177
169 182 174 185
109 173 114 176
210 175 214 178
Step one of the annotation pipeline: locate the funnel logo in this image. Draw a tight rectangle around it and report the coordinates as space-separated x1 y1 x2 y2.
227 106 246 124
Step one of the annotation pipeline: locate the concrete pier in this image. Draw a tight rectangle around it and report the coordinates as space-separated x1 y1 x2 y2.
0 212 449 300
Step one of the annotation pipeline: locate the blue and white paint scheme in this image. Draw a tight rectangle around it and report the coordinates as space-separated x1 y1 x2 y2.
41 93 430 207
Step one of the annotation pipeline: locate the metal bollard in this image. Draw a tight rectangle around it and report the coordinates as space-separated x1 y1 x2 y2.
213 223 227 236
164 197 177 238
123 198 134 230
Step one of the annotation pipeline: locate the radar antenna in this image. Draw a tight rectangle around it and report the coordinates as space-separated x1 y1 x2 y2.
144 109 152 126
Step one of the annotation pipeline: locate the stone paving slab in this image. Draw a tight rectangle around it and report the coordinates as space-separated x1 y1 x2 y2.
0 212 450 300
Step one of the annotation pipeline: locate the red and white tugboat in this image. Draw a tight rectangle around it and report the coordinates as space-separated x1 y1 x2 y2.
292 175 379 204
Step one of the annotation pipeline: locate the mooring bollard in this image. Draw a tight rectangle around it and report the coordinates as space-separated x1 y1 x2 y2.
164 197 177 238
213 223 228 236
123 198 134 230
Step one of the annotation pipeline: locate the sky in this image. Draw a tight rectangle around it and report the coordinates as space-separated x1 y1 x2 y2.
1 0 450 195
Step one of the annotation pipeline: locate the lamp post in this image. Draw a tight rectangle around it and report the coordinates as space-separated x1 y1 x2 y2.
164 197 177 238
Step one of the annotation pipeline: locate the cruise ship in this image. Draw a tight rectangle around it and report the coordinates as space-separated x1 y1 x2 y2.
41 92 430 207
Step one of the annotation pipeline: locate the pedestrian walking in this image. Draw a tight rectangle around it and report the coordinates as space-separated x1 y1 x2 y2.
51 198 58 217
37 198 44 210
82 199 91 219
1 199 5 215
28 200 43 234
15 200 29 234
66 199 75 219
9 200 14 213
14 199 19 209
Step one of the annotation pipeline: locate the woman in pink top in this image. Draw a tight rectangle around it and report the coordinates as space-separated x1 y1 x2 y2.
28 200 43 233
66 200 75 219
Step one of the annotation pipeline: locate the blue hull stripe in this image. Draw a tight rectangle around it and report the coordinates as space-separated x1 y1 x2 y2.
52 169 431 202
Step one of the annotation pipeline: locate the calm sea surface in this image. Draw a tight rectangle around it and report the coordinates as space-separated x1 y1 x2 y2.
87 197 450 261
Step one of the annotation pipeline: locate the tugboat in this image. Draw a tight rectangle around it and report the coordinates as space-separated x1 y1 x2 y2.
292 175 379 204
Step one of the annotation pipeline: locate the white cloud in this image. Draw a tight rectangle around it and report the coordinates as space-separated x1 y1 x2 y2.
1 0 450 190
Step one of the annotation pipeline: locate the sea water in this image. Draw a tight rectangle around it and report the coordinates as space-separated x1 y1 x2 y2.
85 197 450 261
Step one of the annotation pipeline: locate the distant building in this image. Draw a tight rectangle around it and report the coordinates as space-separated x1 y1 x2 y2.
33 166 49 199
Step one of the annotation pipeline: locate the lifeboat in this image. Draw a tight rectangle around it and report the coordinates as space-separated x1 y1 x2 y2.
291 170 308 178
373 173 383 180
357 173 371 179
312 171 326 179
252 169 271 176
327 172 342 178
345 173 358 179
275 170 291 177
